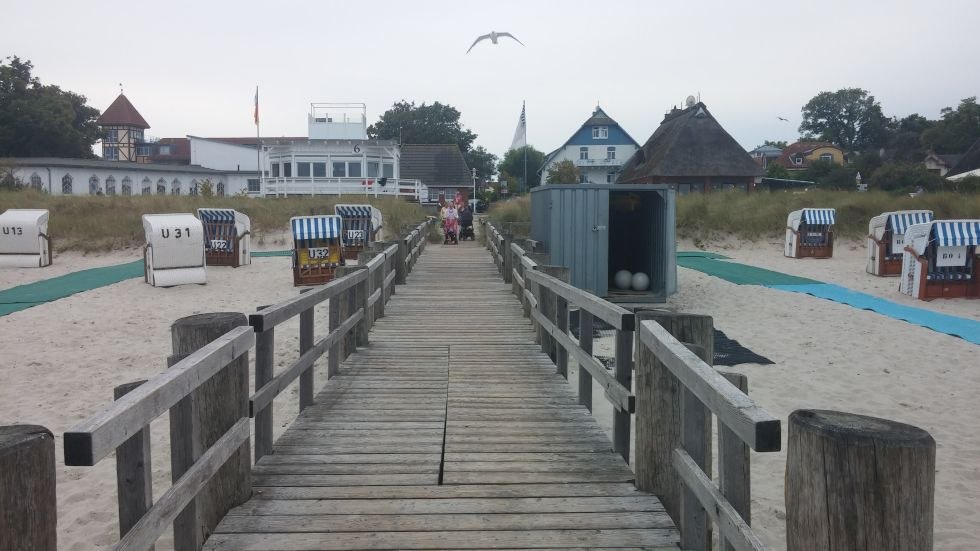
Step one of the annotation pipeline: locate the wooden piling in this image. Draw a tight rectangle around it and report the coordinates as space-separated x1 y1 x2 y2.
0 425 57 551
785 409 936 551
169 312 251 551
634 311 714 526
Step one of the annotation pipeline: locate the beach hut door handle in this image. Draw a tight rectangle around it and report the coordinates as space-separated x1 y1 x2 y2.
592 225 606 232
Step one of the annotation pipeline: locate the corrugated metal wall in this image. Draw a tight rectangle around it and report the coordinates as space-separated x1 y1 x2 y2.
531 184 675 301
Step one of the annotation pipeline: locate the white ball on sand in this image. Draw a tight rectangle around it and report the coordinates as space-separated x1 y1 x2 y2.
631 272 650 291
614 270 633 290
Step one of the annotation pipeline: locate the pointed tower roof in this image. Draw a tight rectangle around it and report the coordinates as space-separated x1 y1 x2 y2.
97 94 150 129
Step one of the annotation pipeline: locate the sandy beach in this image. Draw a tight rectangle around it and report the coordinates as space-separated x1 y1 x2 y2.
1 234 977 550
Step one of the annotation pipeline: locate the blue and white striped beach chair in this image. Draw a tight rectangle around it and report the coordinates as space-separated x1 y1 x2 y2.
197 208 251 267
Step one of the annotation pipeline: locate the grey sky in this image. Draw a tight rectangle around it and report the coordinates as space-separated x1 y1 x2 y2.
5 0 979 159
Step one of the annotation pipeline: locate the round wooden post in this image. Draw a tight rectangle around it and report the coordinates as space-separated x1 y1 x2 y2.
786 410 935 551
169 312 251 551
0 425 56 551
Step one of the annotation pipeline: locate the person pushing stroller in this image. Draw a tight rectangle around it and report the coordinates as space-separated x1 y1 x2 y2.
440 201 459 244
458 204 475 240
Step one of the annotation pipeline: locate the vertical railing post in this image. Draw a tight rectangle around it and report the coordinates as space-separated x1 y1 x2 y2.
328 286 341 378
299 290 314 411
252 320 274 461
717 371 750 551
393 234 408 285
680 342 711 551
168 312 251 551
0 425 57 551
612 323 634 464
502 233 513 283
536 265 568 367
113 380 153 548
578 310 594 411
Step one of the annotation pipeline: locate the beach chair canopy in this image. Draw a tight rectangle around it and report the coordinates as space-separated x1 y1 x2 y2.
291 215 342 245
198 208 236 223
0 209 48 254
197 208 250 252
888 211 933 235
931 220 980 247
801 208 836 225
336 204 383 231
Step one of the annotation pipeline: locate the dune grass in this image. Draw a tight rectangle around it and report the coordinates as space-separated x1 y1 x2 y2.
483 190 980 242
676 190 980 242
0 191 427 252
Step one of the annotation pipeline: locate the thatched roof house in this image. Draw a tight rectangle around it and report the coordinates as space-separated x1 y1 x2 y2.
617 102 761 193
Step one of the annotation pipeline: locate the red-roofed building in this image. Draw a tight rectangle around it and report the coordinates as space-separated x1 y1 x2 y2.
96 93 150 162
771 141 846 171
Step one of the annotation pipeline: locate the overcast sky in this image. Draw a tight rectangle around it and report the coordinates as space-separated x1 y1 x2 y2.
5 0 979 159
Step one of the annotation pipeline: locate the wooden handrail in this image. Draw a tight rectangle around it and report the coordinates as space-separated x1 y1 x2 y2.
525 269 634 331
63 326 254 466
249 269 367 332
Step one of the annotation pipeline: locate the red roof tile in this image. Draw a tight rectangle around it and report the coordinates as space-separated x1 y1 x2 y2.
96 94 150 129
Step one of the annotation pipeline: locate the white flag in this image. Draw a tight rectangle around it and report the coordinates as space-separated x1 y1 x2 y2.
509 101 526 150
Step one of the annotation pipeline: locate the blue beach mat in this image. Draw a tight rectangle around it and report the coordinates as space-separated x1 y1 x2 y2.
0 250 294 317
678 254 980 345
768 283 980 345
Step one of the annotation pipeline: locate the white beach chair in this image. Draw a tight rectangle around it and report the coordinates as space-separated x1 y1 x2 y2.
0 209 52 268
197 208 251 267
900 219 980 300
142 214 207 287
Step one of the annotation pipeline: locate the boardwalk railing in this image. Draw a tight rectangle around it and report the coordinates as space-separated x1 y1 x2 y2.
483 219 779 551
32 219 432 551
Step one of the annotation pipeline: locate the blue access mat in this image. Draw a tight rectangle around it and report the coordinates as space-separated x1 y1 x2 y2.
768 283 980 345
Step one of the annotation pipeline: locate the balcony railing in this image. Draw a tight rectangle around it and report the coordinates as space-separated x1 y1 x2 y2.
574 158 621 167
259 177 426 201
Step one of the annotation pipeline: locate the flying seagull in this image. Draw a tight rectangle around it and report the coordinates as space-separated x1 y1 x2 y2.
777 116 789 121
466 31 525 54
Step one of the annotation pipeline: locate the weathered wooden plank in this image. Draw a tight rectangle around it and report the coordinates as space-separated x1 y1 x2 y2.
258 453 441 465
248 483 649 500
64 326 254 466
204 529 678 550
442 471 635 484
252 474 438 487
230 495 666 515
253 463 439 475
215 511 673 533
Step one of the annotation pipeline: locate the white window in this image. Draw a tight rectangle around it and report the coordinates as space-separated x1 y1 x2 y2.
157 178 167 195
606 173 615 183
158 145 171 155
106 129 118 143
217 182 226 197
367 162 380 178
247 179 260 192
121 177 132 196
333 162 346 177
348 162 361 178
171 178 181 196
89 175 100 195
819 153 833 163
382 163 394 178
104 146 118 160
105 176 116 195
592 126 608 139
142 177 152 195
62 174 73 194
607 147 616 160
29 173 43 190
579 147 588 160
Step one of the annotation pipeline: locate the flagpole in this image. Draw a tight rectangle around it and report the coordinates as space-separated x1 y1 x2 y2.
255 86 262 196
522 100 527 194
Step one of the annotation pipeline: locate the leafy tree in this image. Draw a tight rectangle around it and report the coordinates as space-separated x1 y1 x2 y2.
920 97 980 154
546 159 580 184
0 56 101 158
799 88 888 151
763 140 788 149
367 100 477 153
498 146 545 191
765 163 790 179
867 163 945 193
464 145 497 180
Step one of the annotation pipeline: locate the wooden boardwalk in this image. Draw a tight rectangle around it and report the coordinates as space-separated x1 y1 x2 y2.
206 239 679 550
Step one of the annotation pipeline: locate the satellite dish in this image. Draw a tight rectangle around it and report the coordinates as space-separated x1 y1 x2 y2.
685 95 697 108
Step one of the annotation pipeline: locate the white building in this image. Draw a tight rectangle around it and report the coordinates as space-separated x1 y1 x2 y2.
538 106 640 184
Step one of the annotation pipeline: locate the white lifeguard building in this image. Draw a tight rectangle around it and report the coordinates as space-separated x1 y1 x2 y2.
142 214 207 287
0 209 52 268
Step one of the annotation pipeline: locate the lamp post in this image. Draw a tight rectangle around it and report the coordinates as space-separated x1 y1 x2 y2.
855 171 864 192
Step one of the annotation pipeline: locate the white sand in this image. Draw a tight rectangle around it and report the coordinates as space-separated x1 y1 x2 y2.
1 235 977 550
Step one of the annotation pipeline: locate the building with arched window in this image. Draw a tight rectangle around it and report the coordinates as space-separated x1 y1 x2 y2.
89 175 101 195
121 176 132 195
105 176 116 195
62 174 73 194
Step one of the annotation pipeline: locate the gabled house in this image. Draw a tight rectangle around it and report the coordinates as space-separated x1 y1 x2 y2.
617 101 761 193
538 106 640 184
771 141 845 171
923 150 964 177
399 144 472 203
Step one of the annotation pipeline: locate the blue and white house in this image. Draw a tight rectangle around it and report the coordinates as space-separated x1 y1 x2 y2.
538 106 640 184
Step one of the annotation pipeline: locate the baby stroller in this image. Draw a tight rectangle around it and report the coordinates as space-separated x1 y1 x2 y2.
443 216 459 245
458 207 475 240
